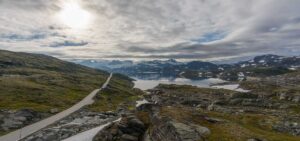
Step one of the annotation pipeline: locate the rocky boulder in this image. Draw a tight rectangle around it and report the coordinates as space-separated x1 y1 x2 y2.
1 109 42 131
148 117 210 141
93 114 146 141
273 120 300 136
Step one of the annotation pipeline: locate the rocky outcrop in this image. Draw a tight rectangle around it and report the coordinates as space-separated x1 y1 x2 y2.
143 117 212 141
148 117 210 141
273 120 300 136
93 114 146 141
137 102 211 141
0 109 45 131
279 92 300 103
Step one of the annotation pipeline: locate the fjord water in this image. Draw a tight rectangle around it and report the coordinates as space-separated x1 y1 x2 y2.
133 77 226 90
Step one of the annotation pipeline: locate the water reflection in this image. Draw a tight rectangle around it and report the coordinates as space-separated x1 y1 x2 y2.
132 76 226 90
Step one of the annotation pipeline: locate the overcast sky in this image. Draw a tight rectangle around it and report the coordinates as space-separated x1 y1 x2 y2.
0 0 300 62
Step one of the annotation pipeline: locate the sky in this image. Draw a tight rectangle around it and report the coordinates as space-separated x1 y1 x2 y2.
0 0 300 62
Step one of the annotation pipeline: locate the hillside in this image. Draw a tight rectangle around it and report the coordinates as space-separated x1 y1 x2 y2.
0 50 145 138
130 81 300 141
0 49 109 112
91 70 300 141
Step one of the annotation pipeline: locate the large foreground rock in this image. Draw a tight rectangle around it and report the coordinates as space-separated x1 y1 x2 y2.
148 117 210 141
93 114 146 141
0 109 43 131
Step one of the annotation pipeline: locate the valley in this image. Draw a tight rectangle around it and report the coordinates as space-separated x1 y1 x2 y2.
0 50 299 141
1 1 300 141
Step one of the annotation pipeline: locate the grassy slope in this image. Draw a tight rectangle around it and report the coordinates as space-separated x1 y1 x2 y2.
88 73 144 112
161 107 300 141
0 50 109 112
155 84 300 141
240 71 300 98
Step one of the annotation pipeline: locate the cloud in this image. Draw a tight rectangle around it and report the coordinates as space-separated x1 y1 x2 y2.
49 40 88 47
0 33 47 41
0 0 299 62
191 31 227 43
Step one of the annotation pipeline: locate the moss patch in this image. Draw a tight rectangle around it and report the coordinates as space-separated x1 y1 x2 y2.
160 106 300 141
88 74 143 112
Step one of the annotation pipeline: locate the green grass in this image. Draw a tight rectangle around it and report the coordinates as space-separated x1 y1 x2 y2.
156 83 237 94
160 106 300 141
155 83 300 141
0 50 109 112
289 105 300 114
0 131 9 136
88 74 143 112
215 113 300 141
0 49 112 135
0 69 107 112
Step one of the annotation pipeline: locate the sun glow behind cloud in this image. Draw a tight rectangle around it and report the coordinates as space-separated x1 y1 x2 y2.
57 1 92 29
0 0 300 61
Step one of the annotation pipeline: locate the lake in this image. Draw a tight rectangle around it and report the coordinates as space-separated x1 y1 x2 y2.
133 77 225 90
132 77 250 92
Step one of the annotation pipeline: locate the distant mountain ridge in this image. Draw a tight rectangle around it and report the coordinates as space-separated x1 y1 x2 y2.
76 54 300 80
236 54 300 68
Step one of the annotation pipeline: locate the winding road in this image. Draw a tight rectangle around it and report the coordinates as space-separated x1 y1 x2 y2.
0 73 113 141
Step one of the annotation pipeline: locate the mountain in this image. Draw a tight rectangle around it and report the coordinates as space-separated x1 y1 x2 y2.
76 54 300 80
222 54 300 80
1 50 299 140
0 49 109 112
75 60 134 71
236 54 300 69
